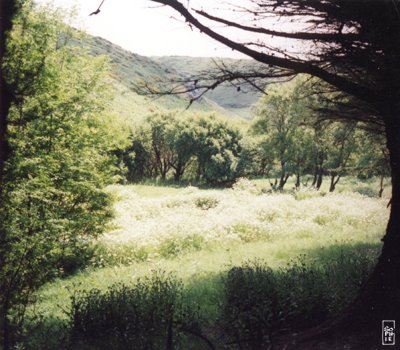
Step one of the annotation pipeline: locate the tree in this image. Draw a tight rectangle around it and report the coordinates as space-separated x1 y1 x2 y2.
0 4 117 348
236 135 274 178
166 116 197 182
147 113 175 180
148 0 400 335
192 114 242 185
122 113 242 184
0 2 28 347
354 130 390 197
252 78 315 190
325 122 358 192
120 130 157 182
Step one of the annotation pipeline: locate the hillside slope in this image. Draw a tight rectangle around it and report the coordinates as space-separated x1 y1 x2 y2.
152 56 263 119
82 35 261 119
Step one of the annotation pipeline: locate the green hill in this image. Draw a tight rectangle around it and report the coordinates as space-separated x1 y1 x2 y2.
81 35 262 120
152 56 263 119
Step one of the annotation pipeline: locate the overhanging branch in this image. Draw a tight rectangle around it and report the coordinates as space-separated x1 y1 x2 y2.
150 0 377 103
194 9 359 43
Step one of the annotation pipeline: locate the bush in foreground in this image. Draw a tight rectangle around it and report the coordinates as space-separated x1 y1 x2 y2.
24 248 378 349
69 272 208 350
220 250 377 349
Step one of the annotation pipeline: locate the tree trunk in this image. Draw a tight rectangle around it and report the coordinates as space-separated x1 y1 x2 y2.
295 172 300 189
328 108 400 327
173 163 184 182
358 112 400 323
316 168 323 190
325 106 400 327
279 173 290 190
278 162 290 190
378 174 384 198
311 168 318 187
329 173 340 192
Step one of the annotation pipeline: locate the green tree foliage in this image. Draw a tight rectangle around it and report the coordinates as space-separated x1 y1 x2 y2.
251 77 314 190
124 76 388 192
166 116 198 182
0 3 118 347
123 113 242 184
193 114 242 184
251 77 386 192
353 131 390 197
324 122 358 192
236 136 274 178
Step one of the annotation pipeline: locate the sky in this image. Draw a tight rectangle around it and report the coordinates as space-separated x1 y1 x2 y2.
35 0 250 58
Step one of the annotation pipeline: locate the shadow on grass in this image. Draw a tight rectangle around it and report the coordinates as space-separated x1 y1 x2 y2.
21 241 382 350
133 177 230 190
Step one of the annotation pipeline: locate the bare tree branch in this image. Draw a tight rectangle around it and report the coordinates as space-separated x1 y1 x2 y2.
194 8 359 43
149 0 377 103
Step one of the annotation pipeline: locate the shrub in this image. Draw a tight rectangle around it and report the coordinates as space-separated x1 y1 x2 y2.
232 177 262 195
220 252 376 349
69 272 203 350
231 223 271 243
194 196 219 210
354 186 377 198
90 242 150 268
159 235 206 258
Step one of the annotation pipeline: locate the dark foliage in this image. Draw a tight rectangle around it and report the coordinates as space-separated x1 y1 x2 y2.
69 272 210 350
220 253 376 349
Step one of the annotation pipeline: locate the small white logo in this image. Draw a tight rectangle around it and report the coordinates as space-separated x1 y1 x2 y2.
382 320 395 346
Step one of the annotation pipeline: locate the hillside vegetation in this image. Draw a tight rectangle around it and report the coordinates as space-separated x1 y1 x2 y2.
152 56 263 118
82 35 262 119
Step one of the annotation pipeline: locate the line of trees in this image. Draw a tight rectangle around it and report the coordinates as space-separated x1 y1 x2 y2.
121 77 389 191
249 77 390 192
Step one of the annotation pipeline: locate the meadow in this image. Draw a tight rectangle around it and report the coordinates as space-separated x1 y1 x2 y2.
23 177 390 349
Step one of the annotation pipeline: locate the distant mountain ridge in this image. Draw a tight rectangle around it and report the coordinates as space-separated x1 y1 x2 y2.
152 56 262 118
84 35 262 119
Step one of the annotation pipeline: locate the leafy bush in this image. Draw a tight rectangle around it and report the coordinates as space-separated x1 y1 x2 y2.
220 252 376 349
232 177 263 195
159 235 206 258
69 272 204 350
292 188 321 201
90 242 150 268
354 185 377 198
0 4 117 345
231 223 272 243
194 196 220 210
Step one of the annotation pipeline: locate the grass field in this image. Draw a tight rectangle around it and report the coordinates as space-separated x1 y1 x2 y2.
24 177 390 349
